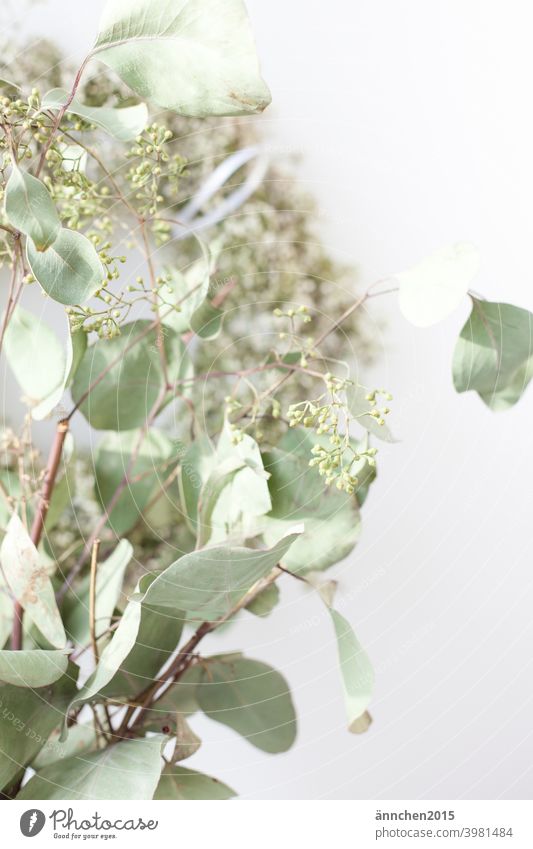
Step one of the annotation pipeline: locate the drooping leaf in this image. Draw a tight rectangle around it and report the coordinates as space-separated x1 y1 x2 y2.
18 735 166 800
71 320 192 430
196 655 297 753
5 165 60 250
397 242 480 327
95 429 180 534
172 715 201 762
141 530 300 622
41 88 148 141
32 325 87 421
245 582 280 617
27 228 105 305
154 764 236 800
63 539 133 646
0 664 78 791
452 299 533 410
0 650 68 687
261 430 363 573
65 599 142 725
0 514 66 648
100 587 184 701
4 306 65 409
328 609 374 733
92 0 271 117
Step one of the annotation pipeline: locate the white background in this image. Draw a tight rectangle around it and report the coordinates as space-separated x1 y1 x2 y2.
3 0 533 799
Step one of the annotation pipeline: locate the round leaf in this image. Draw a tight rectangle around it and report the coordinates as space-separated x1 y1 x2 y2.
397 242 480 327
5 166 60 250
93 0 271 117
27 228 105 305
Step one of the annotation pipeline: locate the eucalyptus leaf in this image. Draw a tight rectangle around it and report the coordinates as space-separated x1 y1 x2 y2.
328 607 374 734
93 0 271 117
154 764 236 800
452 299 533 410
32 325 87 421
397 242 480 327
5 165 60 250
142 530 300 622
0 664 78 791
261 430 363 574
27 228 105 305
245 582 280 617
0 650 68 687
4 306 65 409
95 429 179 534
100 590 184 701
346 383 395 443
172 714 201 762
18 735 166 800
33 722 97 771
197 655 297 753
63 539 133 646
42 88 148 141
65 599 142 726
189 300 223 339
71 320 192 430
0 514 66 649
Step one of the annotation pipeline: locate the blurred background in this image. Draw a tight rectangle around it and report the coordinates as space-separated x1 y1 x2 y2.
2 0 532 799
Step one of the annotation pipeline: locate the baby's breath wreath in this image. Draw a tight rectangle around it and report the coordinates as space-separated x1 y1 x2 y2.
0 0 531 801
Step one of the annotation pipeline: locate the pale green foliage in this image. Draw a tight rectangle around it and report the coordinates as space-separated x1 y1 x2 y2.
93 0 271 116
27 228 105 305
42 88 148 140
453 299 533 410
5 165 60 249
397 242 480 327
0 0 528 803
0 514 66 648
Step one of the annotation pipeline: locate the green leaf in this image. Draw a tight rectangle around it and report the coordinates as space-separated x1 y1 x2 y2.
189 300 223 340
0 514 66 648
33 722 97 771
0 664 78 791
196 655 297 753
100 592 184 701
32 325 87 421
18 735 166 800
5 165 60 250
245 582 280 617
397 242 480 327
63 539 132 646
95 429 179 534
172 715 201 762
452 299 533 410
4 306 65 409
261 430 363 573
0 650 68 687
329 609 374 734
65 599 142 725
93 0 271 117
27 228 105 305
41 88 148 141
71 320 192 430
141 530 300 622
0 584 13 649
155 764 236 800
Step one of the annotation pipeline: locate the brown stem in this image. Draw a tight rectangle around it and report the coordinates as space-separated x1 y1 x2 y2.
89 538 101 664
11 419 69 650
35 55 91 178
119 566 282 736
